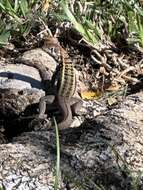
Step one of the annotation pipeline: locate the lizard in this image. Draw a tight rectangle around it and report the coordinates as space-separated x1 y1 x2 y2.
15 36 82 129
39 36 82 129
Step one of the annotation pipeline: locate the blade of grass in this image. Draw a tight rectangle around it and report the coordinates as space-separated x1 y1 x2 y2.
0 0 23 23
14 0 19 11
60 0 99 46
53 117 61 190
19 0 29 17
136 14 143 46
0 2 6 10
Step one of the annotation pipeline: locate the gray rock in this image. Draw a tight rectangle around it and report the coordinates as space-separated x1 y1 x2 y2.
0 92 142 189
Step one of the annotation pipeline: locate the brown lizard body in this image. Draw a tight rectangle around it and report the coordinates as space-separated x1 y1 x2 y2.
40 37 82 129
15 36 82 129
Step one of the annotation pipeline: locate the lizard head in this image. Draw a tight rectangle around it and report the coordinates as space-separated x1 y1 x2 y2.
42 35 61 62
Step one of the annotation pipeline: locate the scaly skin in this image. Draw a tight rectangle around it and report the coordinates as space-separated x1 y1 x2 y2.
40 37 81 129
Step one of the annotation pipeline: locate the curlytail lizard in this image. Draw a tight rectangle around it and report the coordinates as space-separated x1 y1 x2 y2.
39 36 82 129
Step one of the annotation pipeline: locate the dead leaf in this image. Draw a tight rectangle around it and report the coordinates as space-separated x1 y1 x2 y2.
107 96 118 106
81 90 102 100
42 0 51 13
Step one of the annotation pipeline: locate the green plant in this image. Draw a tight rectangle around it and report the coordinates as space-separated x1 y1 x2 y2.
53 117 61 190
51 0 143 48
0 0 42 44
60 0 100 47
124 0 143 46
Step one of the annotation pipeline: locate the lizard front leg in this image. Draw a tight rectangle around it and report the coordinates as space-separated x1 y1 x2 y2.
38 96 83 128
38 95 55 119
38 65 60 119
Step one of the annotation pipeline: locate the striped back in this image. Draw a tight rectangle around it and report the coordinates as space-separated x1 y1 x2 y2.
43 37 76 98
58 48 76 98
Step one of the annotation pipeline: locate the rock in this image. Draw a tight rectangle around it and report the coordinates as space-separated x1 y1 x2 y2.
21 48 57 72
0 92 142 189
0 47 58 117
0 64 42 90
0 48 58 139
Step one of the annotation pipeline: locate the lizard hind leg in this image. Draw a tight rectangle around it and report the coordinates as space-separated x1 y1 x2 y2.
70 97 83 116
57 96 73 129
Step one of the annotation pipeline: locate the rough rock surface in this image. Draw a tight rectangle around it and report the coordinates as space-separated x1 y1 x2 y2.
0 47 143 189
21 48 57 72
0 91 142 190
0 48 58 144
0 47 60 111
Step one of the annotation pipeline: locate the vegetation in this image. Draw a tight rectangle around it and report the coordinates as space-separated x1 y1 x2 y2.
0 0 42 44
0 0 143 189
53 117 61 190
0 0 143 47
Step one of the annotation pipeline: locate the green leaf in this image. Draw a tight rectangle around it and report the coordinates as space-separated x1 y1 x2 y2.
19 0 29 17
0 0 22 23
5 0 14 12
20 22 32 37
0 31 10 45
60 0 99 46
0 2 6 10
14 0 19 12
61 1 85 34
